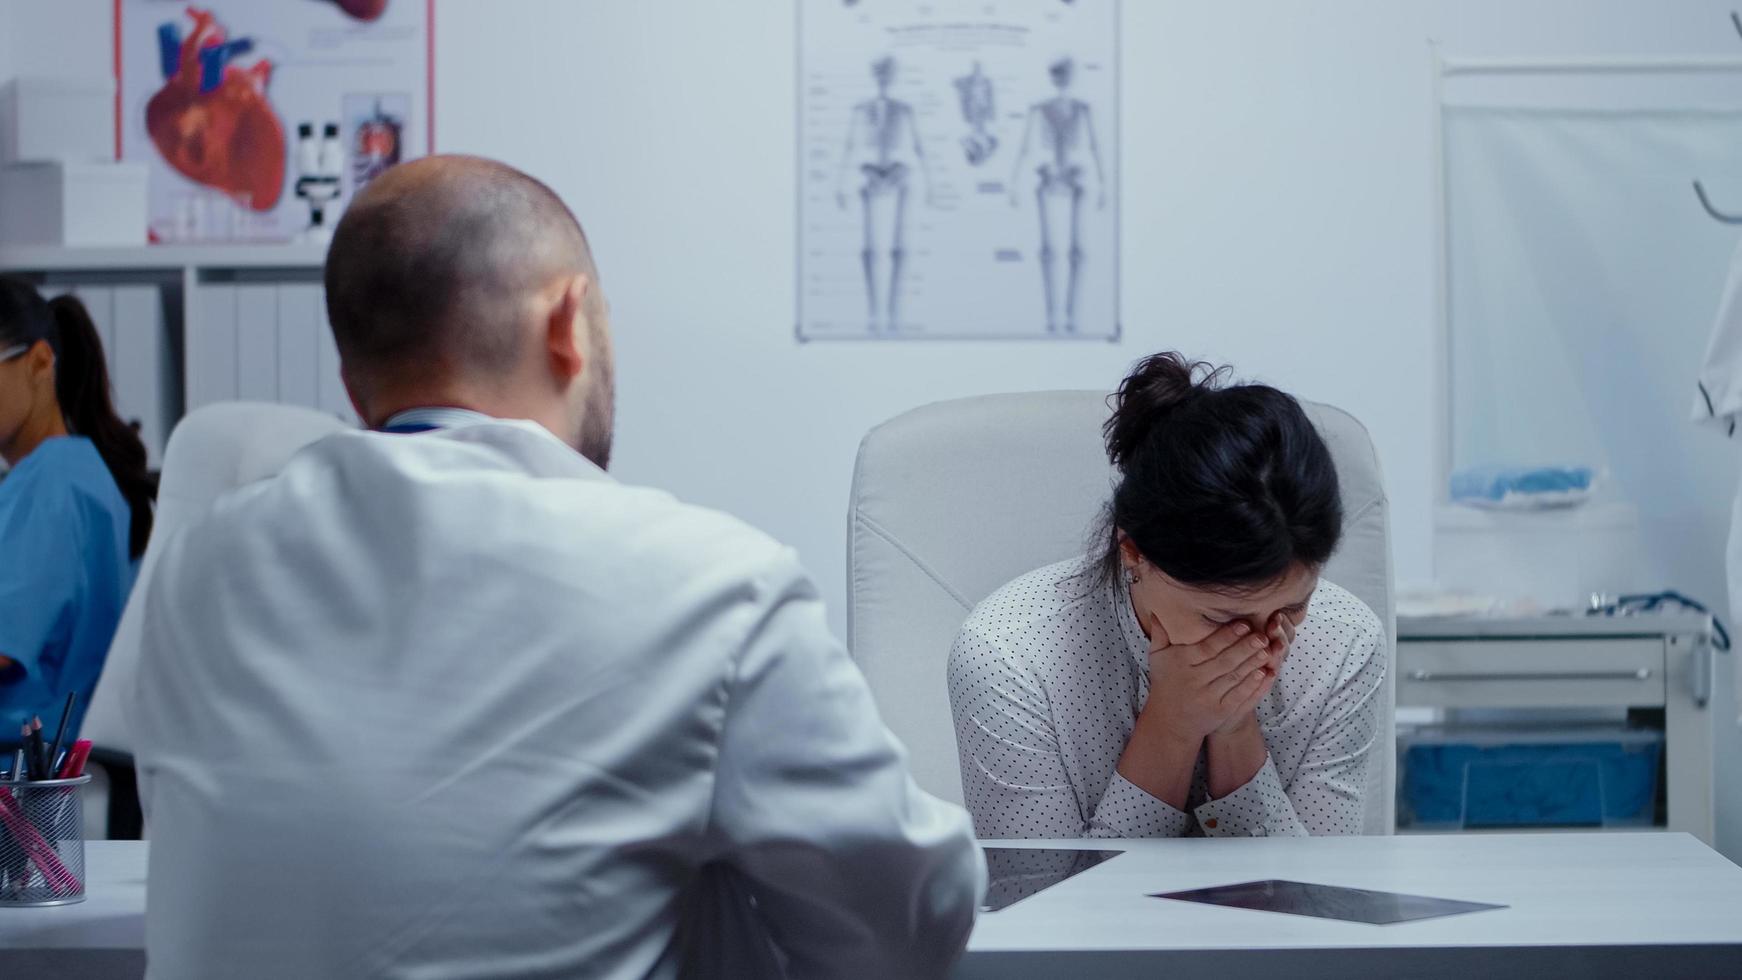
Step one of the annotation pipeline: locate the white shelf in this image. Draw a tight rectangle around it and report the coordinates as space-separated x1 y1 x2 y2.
1397 824 1664 836
0 242 327 272
1435 500 1640 531
0 243 355 443
1399 610 1712 640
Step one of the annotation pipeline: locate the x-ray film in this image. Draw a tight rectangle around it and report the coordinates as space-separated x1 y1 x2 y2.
1153 879 1507 925
797 0 1121 341
982 847 1123 912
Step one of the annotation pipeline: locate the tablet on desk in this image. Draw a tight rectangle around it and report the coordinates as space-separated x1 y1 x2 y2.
1152 879 1506 925
981 847 1123 912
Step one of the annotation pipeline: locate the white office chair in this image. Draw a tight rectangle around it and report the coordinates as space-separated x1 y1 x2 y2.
847 390 1397 835
80 402 351 838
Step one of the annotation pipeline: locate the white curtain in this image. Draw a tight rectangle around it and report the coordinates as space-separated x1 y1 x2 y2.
1445 105 1742 609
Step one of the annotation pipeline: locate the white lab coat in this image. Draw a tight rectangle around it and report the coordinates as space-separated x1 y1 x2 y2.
1692 241 1742 725
129 418 985 979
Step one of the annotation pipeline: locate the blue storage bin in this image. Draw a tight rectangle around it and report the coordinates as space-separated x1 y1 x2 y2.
1397 726 1662 830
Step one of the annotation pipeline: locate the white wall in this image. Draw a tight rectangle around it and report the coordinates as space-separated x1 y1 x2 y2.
22 0 1742 632
0 4 11 87
439 0 1443 634
9 0 1742 853
436 0 1742 640
434 0 1742 859
2 0 110 77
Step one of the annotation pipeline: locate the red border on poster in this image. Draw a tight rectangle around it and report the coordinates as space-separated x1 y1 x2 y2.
112 0 437 160
112 0 122 159
426 0 434 152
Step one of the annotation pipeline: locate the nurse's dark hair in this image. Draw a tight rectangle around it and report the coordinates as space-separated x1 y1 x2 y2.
1097 352 1342 593
0 276 155 558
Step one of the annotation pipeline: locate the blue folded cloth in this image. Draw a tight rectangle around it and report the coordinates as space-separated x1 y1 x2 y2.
1450 465 1594 505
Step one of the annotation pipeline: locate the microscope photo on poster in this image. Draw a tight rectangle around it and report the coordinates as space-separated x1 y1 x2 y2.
798 0 1120 341
118 0 431 244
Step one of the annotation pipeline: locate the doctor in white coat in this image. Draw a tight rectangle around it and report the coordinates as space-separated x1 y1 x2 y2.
129 155 985 979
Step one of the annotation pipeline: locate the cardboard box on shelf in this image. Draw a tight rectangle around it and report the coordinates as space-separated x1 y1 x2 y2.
0 76 115 165
0 161 148 246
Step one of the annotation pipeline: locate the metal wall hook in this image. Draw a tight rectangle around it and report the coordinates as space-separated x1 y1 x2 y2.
1692 13 1742 222
1695 180 1742 224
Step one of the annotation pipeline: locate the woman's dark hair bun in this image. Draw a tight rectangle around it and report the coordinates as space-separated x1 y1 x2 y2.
1095 350 1343 591
1103 352 1231 471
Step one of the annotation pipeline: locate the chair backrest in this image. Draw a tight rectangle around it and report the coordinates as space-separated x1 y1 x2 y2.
847 390 1397 834
81 403 351 752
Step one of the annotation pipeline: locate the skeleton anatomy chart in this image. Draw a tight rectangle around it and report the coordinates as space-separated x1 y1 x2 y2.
798 0 1120 341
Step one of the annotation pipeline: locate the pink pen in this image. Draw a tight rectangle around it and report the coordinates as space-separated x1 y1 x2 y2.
56 740 92 779
0 789 79 895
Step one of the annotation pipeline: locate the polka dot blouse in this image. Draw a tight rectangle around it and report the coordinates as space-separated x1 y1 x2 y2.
948 555 1385 840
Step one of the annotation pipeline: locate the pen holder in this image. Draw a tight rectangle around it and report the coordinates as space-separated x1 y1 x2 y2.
0 774 90 907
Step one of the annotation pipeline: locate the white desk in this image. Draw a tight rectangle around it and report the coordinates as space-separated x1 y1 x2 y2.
2 841 146 978
963 833 1742 978
5 835 1740 979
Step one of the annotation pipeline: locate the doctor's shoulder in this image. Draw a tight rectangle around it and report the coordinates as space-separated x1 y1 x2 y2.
600 484 805 589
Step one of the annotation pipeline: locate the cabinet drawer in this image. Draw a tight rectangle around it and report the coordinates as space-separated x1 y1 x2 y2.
1397 638 1665 709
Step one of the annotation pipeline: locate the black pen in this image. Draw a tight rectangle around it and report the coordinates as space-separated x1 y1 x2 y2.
18 724 34 780
26 717 46 781
44 693 74 783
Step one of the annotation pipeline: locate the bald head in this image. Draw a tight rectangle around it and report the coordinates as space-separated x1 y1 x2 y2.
326 154 599 381
324 155 615 467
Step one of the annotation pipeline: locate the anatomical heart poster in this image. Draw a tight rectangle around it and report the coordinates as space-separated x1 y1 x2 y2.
797 0 1120 341
119 1 431 244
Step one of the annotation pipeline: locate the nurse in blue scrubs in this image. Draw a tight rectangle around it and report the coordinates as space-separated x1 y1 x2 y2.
0 276 154 742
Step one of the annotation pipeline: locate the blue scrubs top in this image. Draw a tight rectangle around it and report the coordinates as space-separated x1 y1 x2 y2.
0 436 135 741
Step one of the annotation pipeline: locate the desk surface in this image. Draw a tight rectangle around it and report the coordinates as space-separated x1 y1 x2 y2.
964 832 1742 978
1 841 146 979
5 835 1740 979
971 832 1741 949
0 841 146 949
